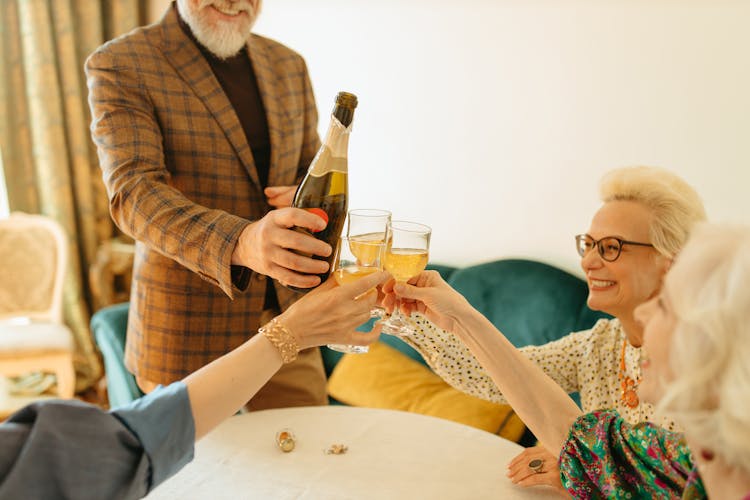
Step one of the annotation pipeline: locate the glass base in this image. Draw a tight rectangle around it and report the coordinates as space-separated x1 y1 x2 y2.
370 306 386 319
326 344 369 354
379 313 412 337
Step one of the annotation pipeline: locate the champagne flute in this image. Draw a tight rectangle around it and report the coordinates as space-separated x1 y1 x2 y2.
347 209 392 248
348 209 391 317
380 221 431 336
327 236 386 354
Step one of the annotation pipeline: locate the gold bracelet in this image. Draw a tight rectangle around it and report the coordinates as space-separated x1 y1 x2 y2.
260 318 299 364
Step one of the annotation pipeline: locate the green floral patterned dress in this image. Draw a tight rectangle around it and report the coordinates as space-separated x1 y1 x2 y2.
559 410 706 499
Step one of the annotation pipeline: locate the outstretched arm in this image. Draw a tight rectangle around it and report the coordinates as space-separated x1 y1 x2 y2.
186 270 388 439
397 315 584 405
385 271 581 455
0 272 389 497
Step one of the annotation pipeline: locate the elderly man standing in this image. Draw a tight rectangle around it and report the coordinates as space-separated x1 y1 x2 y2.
86 0 332 409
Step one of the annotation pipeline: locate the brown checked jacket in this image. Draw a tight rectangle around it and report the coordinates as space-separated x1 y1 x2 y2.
86 7 320 384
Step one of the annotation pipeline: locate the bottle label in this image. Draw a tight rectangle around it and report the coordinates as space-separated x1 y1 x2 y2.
308 147 348 176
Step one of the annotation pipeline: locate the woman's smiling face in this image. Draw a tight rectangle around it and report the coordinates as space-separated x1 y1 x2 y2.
581 200 670 344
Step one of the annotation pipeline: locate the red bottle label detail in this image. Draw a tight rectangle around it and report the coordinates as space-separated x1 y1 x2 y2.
305 208 329 232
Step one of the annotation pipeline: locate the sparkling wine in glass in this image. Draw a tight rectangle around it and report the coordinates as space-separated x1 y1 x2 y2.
380 221 431 336
347 209 391 251
327 236 386 354
347 208 391 317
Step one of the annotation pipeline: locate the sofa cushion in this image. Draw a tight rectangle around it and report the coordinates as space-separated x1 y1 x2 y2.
327 341 525 441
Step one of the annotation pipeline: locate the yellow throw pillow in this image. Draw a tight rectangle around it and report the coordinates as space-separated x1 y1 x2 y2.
327 341 525 442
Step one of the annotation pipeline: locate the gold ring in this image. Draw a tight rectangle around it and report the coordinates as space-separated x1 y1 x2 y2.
528 458 544 474
276 429 296 452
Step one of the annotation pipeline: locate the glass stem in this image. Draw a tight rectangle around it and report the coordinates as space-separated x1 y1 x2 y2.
392 297 402 319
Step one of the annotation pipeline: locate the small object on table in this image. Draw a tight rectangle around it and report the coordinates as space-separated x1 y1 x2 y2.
276 428 296 452
325 443 348 455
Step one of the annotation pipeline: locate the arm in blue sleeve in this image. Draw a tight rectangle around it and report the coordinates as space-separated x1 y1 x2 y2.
0 382 194 500
112 381 195 490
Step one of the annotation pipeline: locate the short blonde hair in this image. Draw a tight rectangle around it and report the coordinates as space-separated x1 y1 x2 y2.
599 166 706 258
659 224 750 474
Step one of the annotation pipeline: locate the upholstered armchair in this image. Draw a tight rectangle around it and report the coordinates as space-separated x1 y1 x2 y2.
0 212 76 403
89 236 135 311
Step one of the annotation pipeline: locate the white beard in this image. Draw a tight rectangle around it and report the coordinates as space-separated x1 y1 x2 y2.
177 0 256 60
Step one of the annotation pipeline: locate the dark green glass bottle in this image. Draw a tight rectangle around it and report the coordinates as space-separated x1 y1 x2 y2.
288 92 358 291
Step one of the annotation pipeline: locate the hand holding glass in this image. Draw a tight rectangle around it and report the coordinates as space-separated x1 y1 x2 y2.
326 236 386 354
380 221 431 336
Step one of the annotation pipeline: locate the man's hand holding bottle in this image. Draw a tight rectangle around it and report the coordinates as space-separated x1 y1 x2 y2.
231 207 332 289
235 91 358 291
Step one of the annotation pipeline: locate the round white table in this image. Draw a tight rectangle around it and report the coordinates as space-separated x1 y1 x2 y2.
147 406 562 499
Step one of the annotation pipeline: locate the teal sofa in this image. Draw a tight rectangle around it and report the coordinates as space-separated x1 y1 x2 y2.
91 302 144 407
322 259 607 377
91 259 608 412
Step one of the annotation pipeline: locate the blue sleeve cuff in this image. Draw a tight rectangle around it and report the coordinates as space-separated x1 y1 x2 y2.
112 382 195 491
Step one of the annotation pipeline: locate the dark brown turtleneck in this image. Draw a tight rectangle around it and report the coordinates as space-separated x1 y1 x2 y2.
176 3 279 309
176 3 271 188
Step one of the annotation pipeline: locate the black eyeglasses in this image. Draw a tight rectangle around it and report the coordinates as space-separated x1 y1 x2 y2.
575 234 654 262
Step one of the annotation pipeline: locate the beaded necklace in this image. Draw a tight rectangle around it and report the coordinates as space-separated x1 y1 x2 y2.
618 339 641 408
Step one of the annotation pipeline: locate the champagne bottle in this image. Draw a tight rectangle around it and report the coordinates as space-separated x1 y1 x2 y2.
288 91 358 291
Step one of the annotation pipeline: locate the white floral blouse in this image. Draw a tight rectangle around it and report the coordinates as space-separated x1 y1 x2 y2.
404 315 677 430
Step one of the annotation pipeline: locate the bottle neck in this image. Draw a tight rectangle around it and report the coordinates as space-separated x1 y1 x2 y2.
321 114 351 159
333 105 354 128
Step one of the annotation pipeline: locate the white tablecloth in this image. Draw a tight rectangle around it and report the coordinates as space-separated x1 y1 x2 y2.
147 406 561 499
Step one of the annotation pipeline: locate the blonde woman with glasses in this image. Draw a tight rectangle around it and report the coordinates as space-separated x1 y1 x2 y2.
383 166 706 493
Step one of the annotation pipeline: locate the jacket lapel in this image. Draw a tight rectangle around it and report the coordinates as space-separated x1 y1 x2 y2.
247 35 285 188
155 7 261 189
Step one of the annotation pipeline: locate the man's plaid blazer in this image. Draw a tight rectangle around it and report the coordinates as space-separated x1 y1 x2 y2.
86 6 321 383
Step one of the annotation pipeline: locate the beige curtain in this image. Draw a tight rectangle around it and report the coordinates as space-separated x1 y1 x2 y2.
0 0 153 391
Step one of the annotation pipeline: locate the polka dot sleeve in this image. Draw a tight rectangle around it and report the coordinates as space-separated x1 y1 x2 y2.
405 313 590 404
403 315 679 430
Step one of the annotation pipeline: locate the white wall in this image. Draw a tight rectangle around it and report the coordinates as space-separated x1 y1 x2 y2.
202 1 750 276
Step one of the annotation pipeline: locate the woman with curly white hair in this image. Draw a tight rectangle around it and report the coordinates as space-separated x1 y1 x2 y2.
388 223 750 497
